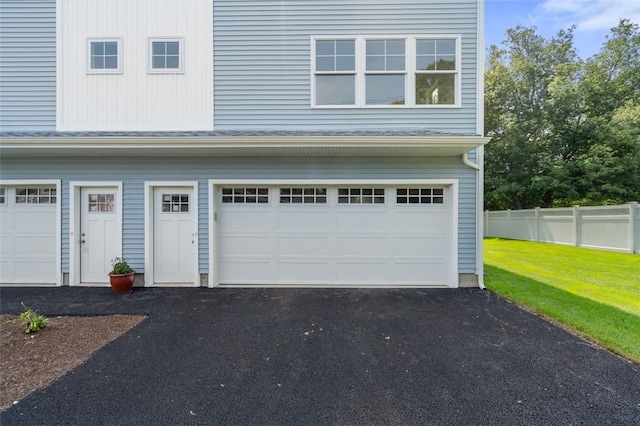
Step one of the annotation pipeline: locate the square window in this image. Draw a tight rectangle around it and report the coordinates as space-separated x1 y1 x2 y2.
88 39 121 74
149 38 183 73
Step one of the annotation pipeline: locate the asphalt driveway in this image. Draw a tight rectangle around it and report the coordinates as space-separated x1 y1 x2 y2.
1 287 638 425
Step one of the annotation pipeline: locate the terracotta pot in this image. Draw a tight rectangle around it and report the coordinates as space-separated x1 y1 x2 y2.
109 272 135 293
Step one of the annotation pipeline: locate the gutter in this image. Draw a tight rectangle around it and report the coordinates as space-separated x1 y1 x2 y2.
462 150 486 290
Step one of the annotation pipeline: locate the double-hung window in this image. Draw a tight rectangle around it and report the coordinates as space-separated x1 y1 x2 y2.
88 38 122 73
312 35 460 108
149 38 183 73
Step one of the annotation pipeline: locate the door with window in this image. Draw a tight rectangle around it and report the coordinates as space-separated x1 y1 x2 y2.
80 187 120 283
152 187 196 284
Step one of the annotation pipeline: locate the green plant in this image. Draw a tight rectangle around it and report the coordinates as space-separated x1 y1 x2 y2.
110 257 133 275
20 302 48 334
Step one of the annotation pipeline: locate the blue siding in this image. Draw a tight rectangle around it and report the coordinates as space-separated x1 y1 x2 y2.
0 156 477 275
214 0 479 132
0 0 56 131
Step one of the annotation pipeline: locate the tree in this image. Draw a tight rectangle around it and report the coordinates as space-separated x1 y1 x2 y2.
484 20 640 210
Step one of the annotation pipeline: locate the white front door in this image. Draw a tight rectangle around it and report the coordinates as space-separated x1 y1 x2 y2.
152 187 195 284
80 187 120 283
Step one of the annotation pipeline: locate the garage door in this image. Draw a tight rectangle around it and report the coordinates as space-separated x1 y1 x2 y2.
215 184 456 287
0 185 58 285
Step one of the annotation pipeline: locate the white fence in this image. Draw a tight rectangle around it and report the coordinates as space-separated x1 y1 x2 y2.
484 203 640 254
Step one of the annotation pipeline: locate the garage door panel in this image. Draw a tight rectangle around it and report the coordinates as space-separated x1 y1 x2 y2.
336 261 388 283
219 260 273 283
277 262 329 283
393 210 448 231
221 236 272 256
220 209 272 231
277 211 330 231
336 236 387 257
393 260 448 284
277 236 329 257
14 236 56 256
13 260 57 282
336 211 387 231
14 209 56 231
392 236 448 257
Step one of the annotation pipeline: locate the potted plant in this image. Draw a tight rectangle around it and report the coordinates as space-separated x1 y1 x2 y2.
109 257 135 293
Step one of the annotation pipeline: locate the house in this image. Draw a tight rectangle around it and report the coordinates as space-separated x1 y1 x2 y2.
0 0 489 288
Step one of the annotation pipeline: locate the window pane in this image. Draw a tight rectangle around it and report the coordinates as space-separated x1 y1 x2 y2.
166 55 180 68
92 42 104 55
335 55 355 71
415 74 455 105
316 75 355 105
437 55 456 70
417 55 436 70
104 56 118 69
316 56 335 72
366 75 405 105
366 40 384 55
166 42 179 55
316 40 334 56
437 39 456 55
386 55 405 71
104 42 117 55
152 42 165 55
335 40 354 55
366 56 385 71
93 57 105 69
153 56 165 69
386 40 405 55
417 39 435 55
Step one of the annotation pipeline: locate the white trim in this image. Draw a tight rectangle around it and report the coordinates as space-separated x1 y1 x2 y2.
69 181 123 286
0 179 62 286
144 181 199 287
208 179 458 288
311 34 462 109
477 0 486 289
147 37 184 74
56 0 63 130
86 37 123 74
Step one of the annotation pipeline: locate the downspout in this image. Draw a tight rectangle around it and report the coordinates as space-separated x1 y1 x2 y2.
462 150 485 289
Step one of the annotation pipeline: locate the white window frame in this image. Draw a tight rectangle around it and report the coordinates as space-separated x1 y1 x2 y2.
87 38 122 74
148 37 184 74
311 35 461 109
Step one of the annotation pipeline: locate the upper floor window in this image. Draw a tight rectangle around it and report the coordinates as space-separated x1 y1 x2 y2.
88 39 121 73
149 38 183 73
311 35 460 108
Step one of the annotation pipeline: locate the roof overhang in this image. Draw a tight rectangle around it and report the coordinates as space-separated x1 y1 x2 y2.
0 135 490 157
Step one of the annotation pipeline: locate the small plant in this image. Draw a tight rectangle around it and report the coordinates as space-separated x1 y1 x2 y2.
110 257 133 275
20 302 47 334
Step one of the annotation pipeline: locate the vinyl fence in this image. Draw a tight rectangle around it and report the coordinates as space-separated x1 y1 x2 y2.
484 203 640 254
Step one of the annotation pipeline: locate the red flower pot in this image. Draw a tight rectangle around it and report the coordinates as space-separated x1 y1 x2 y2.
109 272 135 293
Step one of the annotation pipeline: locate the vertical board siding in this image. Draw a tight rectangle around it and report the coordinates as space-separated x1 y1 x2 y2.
214 0 479 132
58 0 213 131
1 156 477 275
0 0 56 131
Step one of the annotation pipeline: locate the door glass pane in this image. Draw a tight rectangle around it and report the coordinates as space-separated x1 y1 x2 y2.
162 194 189 213
88 193 115 213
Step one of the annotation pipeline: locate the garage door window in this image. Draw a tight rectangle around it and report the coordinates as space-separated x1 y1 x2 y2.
338 188 385 204
280 188 327 204
0 188 5 204
397 188 444 204
222 187 269 204
15 188 57 204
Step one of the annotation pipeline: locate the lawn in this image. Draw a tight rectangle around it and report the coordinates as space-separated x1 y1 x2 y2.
484 238 640 363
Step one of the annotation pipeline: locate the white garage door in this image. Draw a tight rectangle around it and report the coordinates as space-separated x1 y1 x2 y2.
0 186 58 285
216 184 456 287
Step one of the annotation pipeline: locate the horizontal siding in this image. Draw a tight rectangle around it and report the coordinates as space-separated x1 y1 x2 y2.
1 156 477 275
214 0 479 132
0 0 56 131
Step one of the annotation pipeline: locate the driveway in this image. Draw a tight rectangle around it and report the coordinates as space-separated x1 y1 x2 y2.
1 287 639 425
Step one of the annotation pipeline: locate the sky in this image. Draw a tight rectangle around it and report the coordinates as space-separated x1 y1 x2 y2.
484 0 640 58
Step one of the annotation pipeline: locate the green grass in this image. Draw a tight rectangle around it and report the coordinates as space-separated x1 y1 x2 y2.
484 238 640 363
